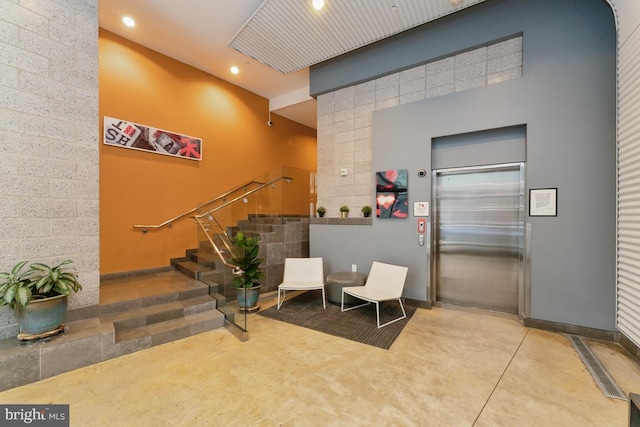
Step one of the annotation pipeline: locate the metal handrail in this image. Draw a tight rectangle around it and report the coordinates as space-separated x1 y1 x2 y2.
133 180 264 232
193 175 292 268
195 176 292 219
192 216 239 271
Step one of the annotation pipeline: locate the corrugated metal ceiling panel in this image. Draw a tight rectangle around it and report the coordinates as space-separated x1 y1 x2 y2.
229 0 485 73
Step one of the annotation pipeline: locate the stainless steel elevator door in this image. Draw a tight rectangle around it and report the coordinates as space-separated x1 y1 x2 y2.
434 165 523 314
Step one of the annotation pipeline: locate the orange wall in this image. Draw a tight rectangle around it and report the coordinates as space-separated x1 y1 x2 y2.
99 29 317 274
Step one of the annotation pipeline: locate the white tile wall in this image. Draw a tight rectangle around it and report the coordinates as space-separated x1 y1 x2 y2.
0 0 99 338
316 36 523 216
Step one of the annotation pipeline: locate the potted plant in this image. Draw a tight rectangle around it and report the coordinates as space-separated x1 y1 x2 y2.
316 206 326 218
229 231 265 312
0 260 82 340
361 205 372 217
340 205 349 218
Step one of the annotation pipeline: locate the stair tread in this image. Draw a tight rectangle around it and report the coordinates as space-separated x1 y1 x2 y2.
175 260 199 269
102 295 217 330
115 309 225 343
99 285 209 316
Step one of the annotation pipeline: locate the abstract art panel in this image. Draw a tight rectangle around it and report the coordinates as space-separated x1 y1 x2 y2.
376 169 408 218
103 116 202 161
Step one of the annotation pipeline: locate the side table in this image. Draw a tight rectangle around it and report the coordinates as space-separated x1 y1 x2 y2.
326 272 367 305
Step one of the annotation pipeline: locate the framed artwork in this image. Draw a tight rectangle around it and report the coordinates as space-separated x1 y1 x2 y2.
376 169 408 218
103 116 202 161
529 188 557 217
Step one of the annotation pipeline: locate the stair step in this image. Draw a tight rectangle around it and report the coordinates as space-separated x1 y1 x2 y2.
172 259 200 279
114 309 225 344
210 292 226 307
103 295 218 333
185 248 198 262
217 305 236 324
99 283 209 317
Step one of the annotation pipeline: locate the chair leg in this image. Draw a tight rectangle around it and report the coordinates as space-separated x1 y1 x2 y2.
376 298 407 328
321 287 326 309
277 288 285 310
341 290 370 312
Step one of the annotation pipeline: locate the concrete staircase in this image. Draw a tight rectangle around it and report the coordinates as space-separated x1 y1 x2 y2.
99 283 224 346
0 272 225 392
170 214 310 297
170 247 236 322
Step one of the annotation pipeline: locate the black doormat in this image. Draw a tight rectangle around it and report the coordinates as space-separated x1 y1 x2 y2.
258 291 416 350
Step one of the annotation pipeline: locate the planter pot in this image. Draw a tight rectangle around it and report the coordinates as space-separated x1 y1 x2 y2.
237 285 261 311
341 211 348 218
14 294 68 337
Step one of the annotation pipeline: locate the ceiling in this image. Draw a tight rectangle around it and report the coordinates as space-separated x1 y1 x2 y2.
99 0 483 129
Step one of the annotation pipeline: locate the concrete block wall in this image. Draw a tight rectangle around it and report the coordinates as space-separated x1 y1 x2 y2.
0 0 99 339
316 36 522 215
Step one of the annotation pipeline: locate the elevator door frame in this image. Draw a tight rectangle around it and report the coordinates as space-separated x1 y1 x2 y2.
430 162 527 318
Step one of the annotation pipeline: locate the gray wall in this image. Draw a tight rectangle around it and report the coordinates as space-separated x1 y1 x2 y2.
310 0 617 330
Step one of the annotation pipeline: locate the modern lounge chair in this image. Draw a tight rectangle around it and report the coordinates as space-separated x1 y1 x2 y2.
277 257 326 310
341 261 408 328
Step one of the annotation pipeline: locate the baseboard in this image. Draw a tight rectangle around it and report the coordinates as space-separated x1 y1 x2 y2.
405 298 432 309
100 266 174 282
620 333 640 361
523 317 619 342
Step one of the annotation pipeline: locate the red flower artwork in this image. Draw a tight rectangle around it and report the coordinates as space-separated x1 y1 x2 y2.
375 169 408 218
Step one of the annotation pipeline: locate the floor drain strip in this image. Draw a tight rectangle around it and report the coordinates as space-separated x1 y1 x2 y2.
567 334 628 401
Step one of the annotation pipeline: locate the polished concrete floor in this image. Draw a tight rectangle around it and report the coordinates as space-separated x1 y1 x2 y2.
1 288 640 426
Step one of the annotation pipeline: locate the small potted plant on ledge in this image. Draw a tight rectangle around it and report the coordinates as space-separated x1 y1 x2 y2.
316 206 326 218
0 260 82 340
229 231 265 312
340 205 349 218
361 205 372 217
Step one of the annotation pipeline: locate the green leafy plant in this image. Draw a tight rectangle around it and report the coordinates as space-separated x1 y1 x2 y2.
361 205 372 217
0 260 82 308
229 232 265 289
339 205 349 213
0 261 33 308
316 206 326 217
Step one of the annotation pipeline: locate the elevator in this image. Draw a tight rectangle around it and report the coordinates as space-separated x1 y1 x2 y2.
432 163 524 314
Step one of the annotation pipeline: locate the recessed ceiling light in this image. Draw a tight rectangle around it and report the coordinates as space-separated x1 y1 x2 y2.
312 0 325 11
122 16 135 27
230 66 239 75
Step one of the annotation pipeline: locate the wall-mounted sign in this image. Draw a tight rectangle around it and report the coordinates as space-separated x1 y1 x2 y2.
103 116 202 161
413 201 430 217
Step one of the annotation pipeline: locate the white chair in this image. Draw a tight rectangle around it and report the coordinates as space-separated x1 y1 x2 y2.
277 257 326 310
341 261 408 328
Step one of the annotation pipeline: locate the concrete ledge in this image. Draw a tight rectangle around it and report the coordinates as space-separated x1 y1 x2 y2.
310 217 373 225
